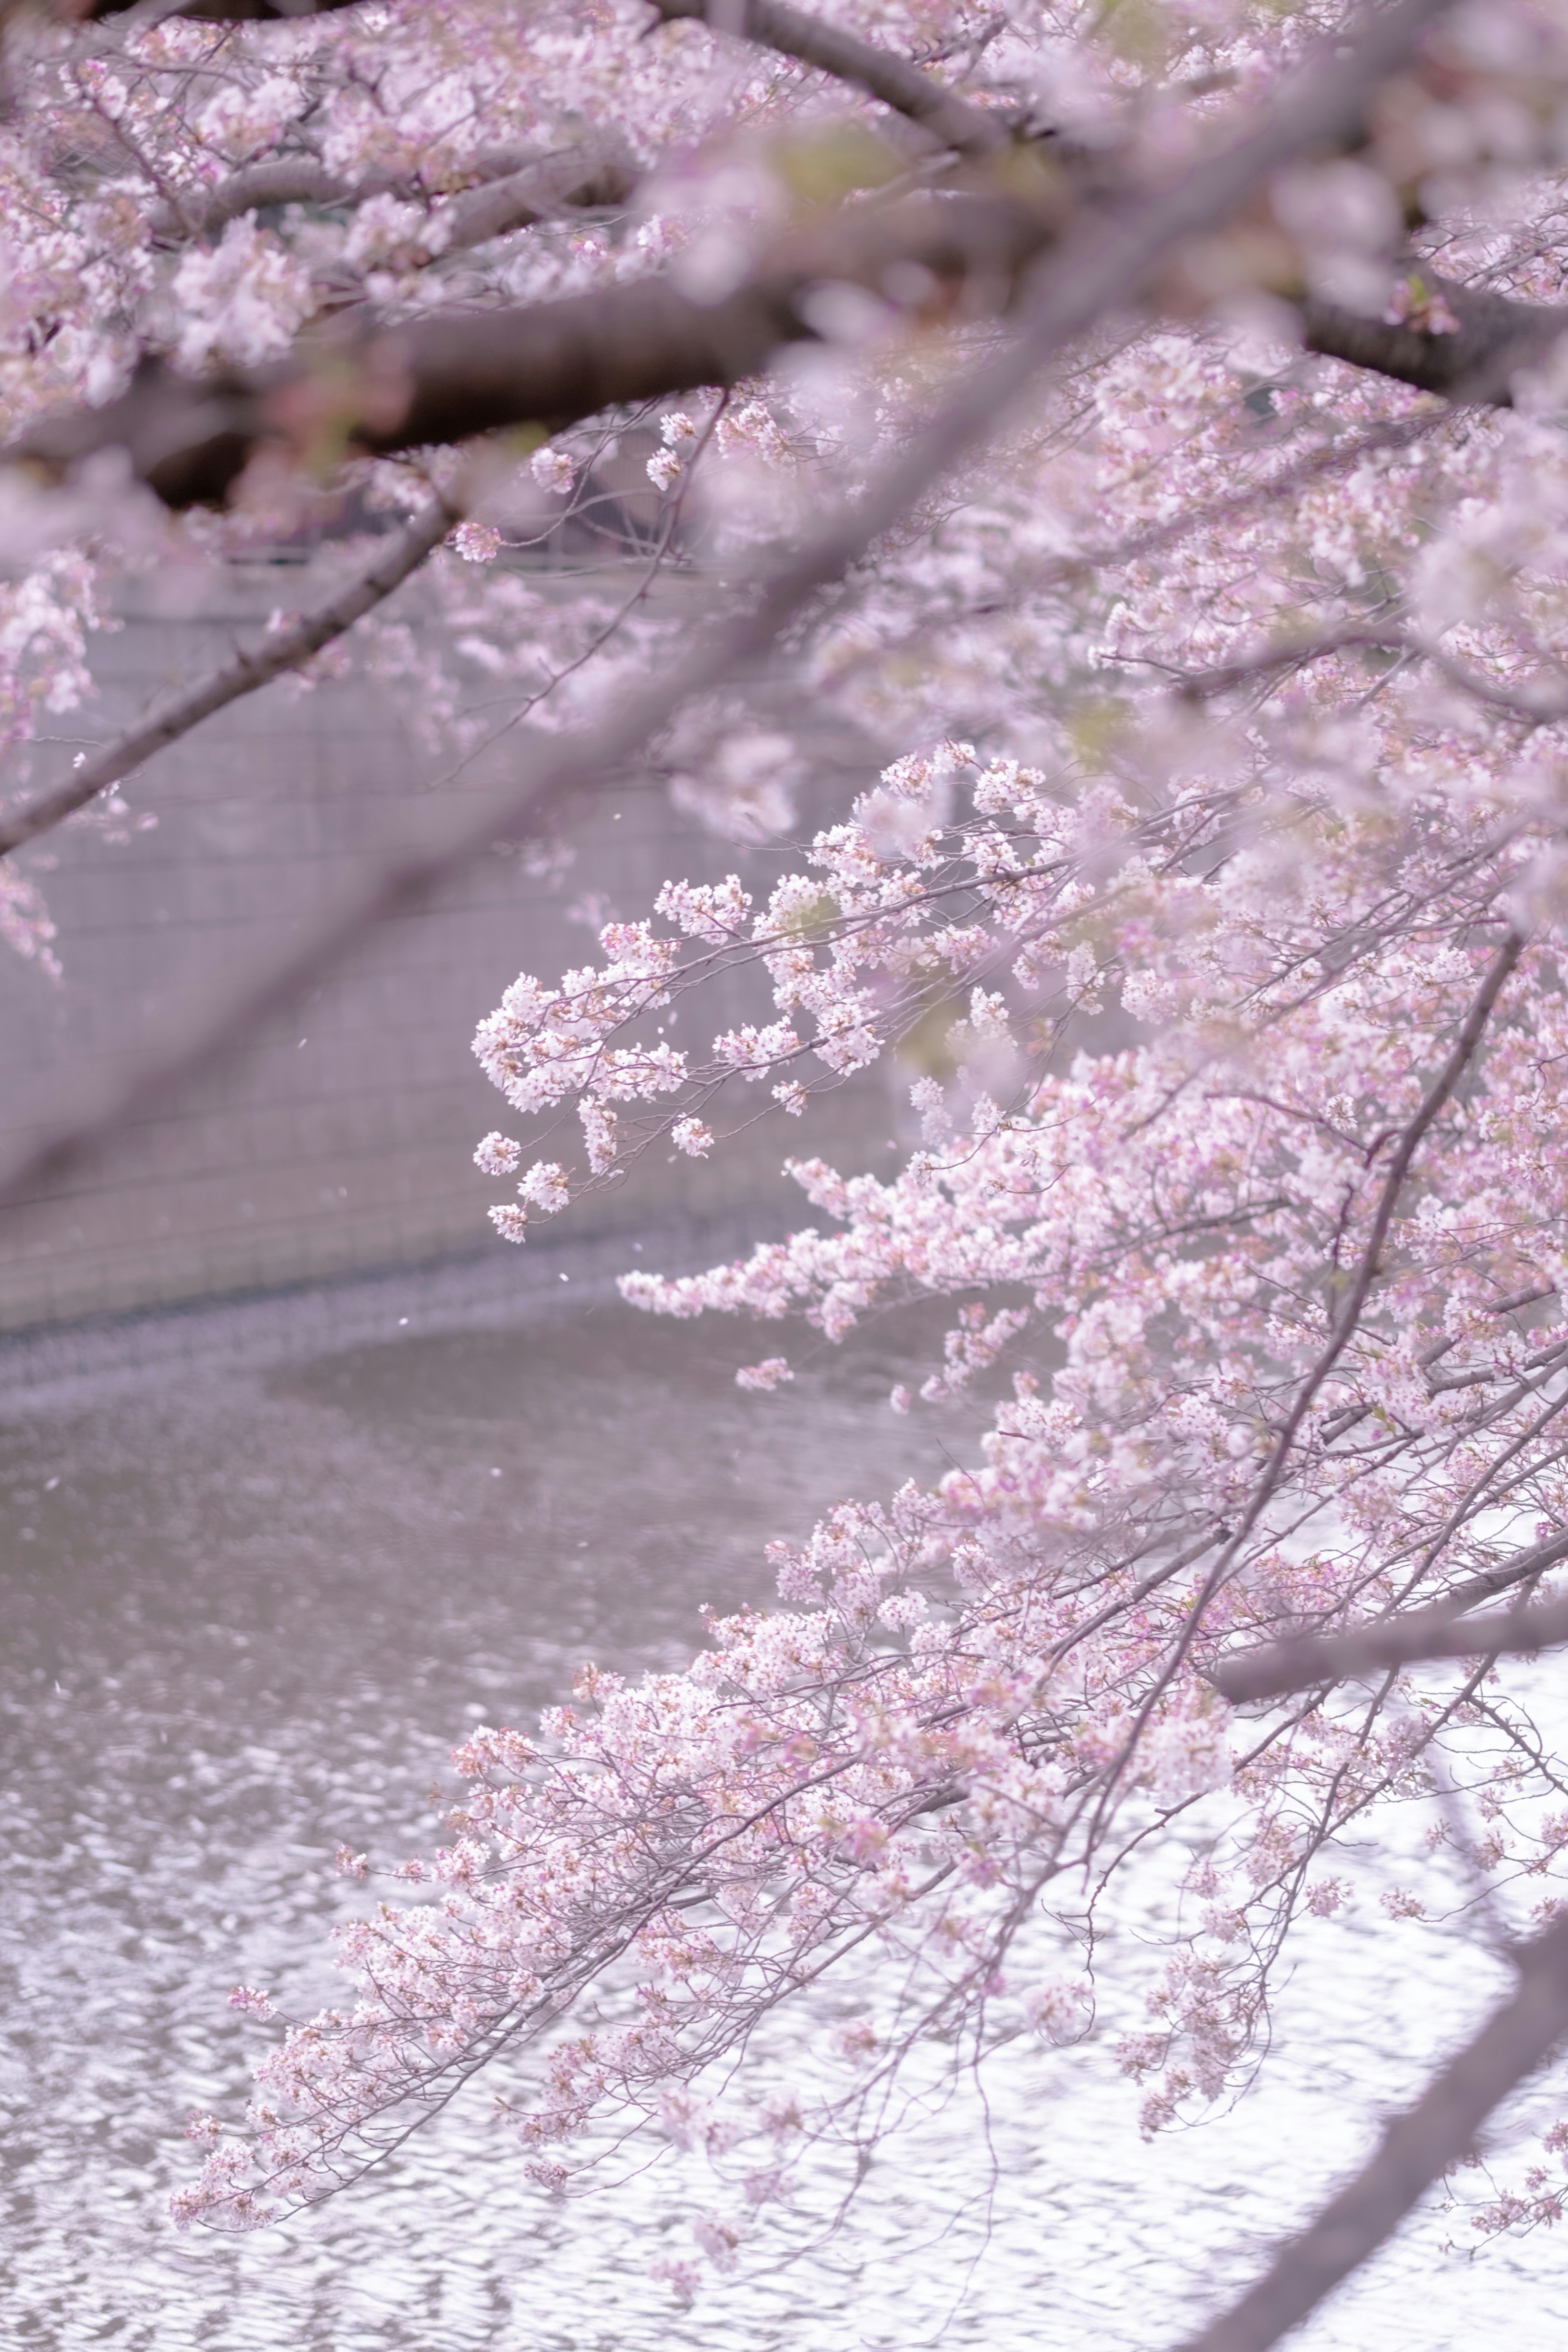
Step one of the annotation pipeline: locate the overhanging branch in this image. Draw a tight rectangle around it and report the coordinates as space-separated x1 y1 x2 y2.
1218 1551 1568 1703
14 187 1063 507
17 200 1565 515
0 492 459 860
1303 275 1568 399
1174 1909 1568 2351
20 4 1564 508
649 0 1011 160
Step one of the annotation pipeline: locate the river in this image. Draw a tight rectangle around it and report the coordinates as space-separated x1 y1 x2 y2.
2 1278 1565 2349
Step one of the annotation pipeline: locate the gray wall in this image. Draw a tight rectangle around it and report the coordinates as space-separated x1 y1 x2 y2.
0 556 884 1334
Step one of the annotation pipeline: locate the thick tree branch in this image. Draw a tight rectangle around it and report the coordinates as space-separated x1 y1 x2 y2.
150 155 344 241
1303 274 1568 401
1217 1545 1568 1702
1443 1523 1568 1611
437 145 637 253
78 0 359 18
0 0 1452 1209
649 0 1011 160
14 186 1065 507
22 209 1566 516
1175 1909 1568 2352
24 2 1561 506
0 492 459 860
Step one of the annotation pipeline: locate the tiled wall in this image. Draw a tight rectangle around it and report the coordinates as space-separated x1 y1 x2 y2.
0 557 888 1333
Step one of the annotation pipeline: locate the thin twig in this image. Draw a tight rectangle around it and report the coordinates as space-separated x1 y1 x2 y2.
0 494 461 860
1084 924 1523 1850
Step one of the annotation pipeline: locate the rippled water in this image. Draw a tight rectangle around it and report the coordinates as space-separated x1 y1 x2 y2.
2 1290 1566 2349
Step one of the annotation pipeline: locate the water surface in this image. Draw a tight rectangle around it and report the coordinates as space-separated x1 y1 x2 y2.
1 1294 1564 2348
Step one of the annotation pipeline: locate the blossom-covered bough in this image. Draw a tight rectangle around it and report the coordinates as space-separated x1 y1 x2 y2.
9 0 1568 2336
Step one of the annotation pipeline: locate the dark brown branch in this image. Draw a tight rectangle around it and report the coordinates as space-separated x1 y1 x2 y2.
14 187 1065 508
0 492 458 860
1303 274 1568 402
649 0 1011 160
1175 1909 1568 2352
1166 623 1568 722
0 0 1451 1210
78 0 359 19
23 211 1562 524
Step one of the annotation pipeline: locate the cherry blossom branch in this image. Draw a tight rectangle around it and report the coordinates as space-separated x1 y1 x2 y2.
0 0 1455 1200
1175 1909 1568 2352
1301 275 1568 402
22 1 1559 543
1084 927 1524 1848
14 185 1062 508
146 143 634 252
648 0 1011 160
11 0 1456 512
1218 929 1525 1523
1160 627 1568 724
80 0 1016 167
1217 1572 1568 1703
0 491 460 859
1443 1522 1568 1610
816 411 1446 689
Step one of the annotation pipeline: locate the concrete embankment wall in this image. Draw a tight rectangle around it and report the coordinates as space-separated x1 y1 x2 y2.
0 556 886 1339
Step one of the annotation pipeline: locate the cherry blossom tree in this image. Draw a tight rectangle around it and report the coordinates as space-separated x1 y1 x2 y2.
12 0 1568 2338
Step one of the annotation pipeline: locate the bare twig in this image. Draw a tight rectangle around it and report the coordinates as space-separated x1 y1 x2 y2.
0 494 459 860
1085 924 1523 1849
1174 1911 1568 2352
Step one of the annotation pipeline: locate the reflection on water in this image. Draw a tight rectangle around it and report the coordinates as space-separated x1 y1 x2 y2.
1 1295 1566 2350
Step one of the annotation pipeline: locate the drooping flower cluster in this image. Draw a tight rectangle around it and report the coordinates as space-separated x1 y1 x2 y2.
188 658 1568 2261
